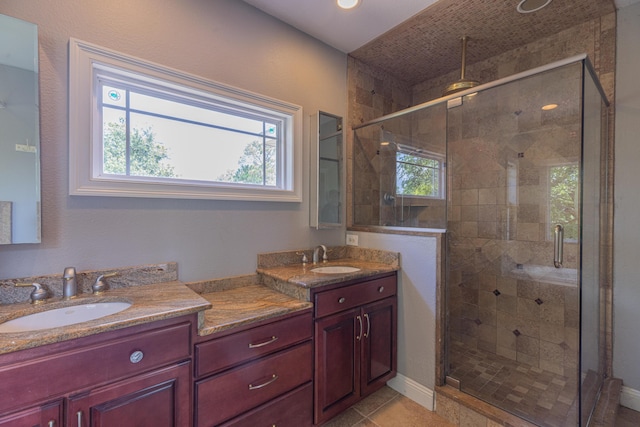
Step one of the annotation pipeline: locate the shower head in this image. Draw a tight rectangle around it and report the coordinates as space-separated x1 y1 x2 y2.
443 36 480 97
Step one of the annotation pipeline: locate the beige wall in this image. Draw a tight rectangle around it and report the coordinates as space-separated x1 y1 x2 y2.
0 0 348 281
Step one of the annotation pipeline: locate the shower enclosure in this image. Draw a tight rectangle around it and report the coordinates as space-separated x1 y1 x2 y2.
352 55 609 427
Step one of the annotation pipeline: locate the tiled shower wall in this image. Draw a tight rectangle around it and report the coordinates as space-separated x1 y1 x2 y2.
348 57 412 227
347 11 616 377
445 62 584 377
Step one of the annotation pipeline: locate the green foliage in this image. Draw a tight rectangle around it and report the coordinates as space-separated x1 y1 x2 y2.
218 139 276 186
396 152 440 197
549 164 579 240
103 118 176 178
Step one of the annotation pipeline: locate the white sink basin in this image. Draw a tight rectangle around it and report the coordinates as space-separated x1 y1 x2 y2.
311 266 361 274
0 302 132 333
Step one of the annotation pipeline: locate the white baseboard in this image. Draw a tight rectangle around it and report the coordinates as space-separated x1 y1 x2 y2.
621 386 640 412
387 373 435 411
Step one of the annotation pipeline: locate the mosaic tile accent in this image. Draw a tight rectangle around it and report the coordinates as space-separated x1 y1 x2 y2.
351 1 614 86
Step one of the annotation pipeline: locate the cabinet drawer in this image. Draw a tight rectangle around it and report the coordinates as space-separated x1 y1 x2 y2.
315 275 397 318
218 383 312 427
0 321 191 413
195 312 312 378
195 342 312 427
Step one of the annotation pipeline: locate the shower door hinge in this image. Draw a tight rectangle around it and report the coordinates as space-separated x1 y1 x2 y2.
447 97 463 109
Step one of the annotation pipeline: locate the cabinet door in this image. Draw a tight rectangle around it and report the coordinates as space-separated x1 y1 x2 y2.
314 308 360 424
68 361 191 427
0 400 62 427
361 297 397 397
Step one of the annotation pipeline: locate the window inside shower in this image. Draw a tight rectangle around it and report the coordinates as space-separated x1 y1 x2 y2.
352 101 447 229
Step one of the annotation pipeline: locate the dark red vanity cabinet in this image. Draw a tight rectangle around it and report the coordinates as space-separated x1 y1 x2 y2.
0 400 62 427
313 273 397 425
194 311 313 427
0 314 195 427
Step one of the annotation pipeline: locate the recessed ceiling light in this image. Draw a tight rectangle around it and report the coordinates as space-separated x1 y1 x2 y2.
542 103 558 111
517 0 552 14
337 0 360 10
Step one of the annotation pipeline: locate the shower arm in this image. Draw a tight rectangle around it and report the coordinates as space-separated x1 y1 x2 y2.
460 36 469 80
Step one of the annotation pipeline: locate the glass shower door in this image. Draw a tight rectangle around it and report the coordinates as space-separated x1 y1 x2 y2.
445 62 591 427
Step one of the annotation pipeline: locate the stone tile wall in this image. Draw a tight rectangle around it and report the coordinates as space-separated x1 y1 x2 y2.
348 11 616 382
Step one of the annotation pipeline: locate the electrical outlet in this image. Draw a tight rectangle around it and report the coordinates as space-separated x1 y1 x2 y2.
346 234 358 246
15 144 36 153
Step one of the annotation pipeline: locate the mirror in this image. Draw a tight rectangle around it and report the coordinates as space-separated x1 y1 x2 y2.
310 111 343 229
0 14 40 244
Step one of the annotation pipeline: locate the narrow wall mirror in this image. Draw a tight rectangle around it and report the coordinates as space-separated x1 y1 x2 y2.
310 111 343 229
0 14 41 244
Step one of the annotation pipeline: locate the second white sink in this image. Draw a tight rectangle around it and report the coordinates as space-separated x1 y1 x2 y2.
0 301 132 333
311 266 361 274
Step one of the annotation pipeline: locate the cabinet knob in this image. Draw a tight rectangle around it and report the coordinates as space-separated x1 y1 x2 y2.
378 286 384 293
338 297 346 304
129 350 144 364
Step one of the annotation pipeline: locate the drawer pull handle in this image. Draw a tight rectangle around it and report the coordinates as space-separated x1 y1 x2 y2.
129 350 144 364
77 411 82 427
364 313 370 338
248 336 278 348
378 286 384 293
249 374 278 390
49 421 55 427
356 315 363 341
338 297 346 304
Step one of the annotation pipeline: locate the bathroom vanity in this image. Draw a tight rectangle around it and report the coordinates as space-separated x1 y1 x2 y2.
312 273 397 424
0 314 195 426
0 250 399 426
194 311 313 426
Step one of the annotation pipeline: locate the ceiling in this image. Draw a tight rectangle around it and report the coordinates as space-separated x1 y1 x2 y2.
243 0 632 86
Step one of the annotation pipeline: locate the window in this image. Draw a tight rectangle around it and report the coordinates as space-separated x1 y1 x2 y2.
395 147 445 199
548 163 579 241
69 39 302 202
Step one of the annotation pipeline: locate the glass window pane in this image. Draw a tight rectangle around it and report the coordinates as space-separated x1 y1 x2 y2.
126 112 275 183
396 151 441 197
102 107 127 175
129 91 269 136
549 164 579 240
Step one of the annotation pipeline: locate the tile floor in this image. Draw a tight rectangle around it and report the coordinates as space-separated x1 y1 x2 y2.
322 386 454 427
448 340 577 427
326 384 640 426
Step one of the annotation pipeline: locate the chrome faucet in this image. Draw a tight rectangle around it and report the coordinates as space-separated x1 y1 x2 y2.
62 267 77 299
312 245 328 264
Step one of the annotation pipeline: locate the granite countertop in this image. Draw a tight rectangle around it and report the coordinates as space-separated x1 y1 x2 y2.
257 258 398 288
256 257 399 302
196 284 313 336
0 281 211 354
0 250 399 355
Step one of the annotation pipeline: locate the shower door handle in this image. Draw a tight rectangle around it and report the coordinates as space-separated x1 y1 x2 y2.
553 224 564 268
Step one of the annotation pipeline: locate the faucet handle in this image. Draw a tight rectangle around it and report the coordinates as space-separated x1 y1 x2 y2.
295 252 308 264
92 272 118 295
15 282 49 304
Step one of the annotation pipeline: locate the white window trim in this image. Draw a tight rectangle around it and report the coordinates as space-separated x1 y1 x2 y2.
69 38 302 202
